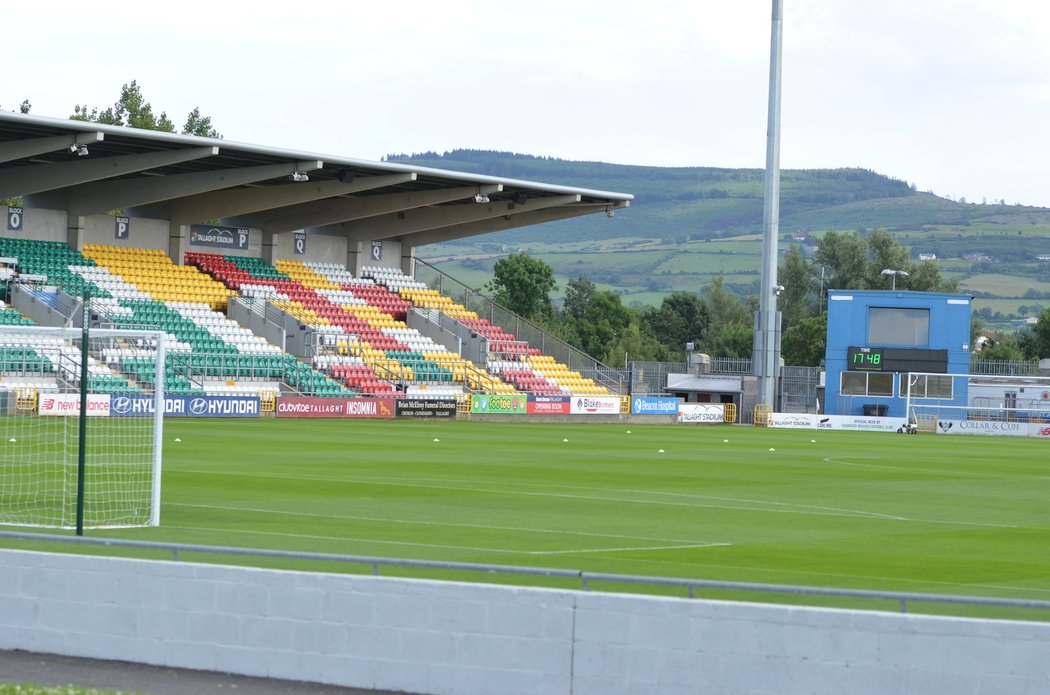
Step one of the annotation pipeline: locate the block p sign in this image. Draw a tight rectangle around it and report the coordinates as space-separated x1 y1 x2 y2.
115 216 130 240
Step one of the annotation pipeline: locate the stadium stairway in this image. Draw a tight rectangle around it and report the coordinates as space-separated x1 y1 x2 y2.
0 238 346 398
359 265 610 396
188 254 514 397
0 236 608 399
0 294 139 398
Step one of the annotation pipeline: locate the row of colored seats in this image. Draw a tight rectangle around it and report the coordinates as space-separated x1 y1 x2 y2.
1 240 347 397
0 304 33 326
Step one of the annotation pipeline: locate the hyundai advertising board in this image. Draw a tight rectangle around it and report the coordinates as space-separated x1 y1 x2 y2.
109 395 260 418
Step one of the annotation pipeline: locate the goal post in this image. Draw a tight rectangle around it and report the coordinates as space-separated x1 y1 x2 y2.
904 371 1050 430
0 325 166 529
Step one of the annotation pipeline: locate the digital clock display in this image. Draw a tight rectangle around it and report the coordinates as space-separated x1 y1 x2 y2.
851 349 882 369
847 346 948 373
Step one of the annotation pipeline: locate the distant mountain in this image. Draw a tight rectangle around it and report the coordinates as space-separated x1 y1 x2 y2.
391 150 1050 324
386 149 1050 244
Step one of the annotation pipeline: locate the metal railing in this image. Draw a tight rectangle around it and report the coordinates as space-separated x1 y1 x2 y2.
413 259 626 393
3 531 1049 619
970 358 1041 376
710 357 753 374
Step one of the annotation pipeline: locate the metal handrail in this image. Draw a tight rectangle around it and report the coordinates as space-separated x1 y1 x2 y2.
3 531 1050 617
412 258 626 392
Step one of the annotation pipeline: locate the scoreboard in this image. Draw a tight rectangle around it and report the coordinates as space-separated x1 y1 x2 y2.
847 346 948 373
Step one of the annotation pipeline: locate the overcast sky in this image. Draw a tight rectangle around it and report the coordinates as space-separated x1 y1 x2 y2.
9 1 1050 206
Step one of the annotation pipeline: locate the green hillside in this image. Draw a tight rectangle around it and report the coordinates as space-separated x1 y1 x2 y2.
396 150 1050 324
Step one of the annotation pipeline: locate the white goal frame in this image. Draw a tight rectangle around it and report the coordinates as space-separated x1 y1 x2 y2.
903 371 1050 432
0 325 166 529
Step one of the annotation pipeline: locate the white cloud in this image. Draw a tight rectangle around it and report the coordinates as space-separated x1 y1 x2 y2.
5 0 1049 206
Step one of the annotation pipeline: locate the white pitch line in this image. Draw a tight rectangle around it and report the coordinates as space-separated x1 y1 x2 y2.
175 469 901 521
526 542 731 556
170 502 712 545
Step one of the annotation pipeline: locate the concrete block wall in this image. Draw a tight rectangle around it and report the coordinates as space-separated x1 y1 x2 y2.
2 549 1049 694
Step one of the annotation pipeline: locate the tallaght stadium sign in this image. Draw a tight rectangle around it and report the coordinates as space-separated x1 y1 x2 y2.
190 224 250 250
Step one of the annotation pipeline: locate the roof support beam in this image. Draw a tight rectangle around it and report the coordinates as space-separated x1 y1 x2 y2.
30 161 323 219
0 146 219 200
406 203 615 246
220 173 423 232
0 131 104 165
292 184 501 237
339 192 578 242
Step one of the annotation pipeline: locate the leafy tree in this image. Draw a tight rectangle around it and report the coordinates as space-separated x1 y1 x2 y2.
1032 308 1050 360
865 229 912 288
605 321 670 366
2 100 31 113
778 245 817 326
781 314 828 366
712 322 753 359
973 336 1025 362
970 316 986 350
813 230 869 290
640 291 710 358
562 276 596 321
182 106 222 138
560 278 632 360
814 228 956 294
70 81 220 137
485 253 556 320
583 291 633 360
907 260 959 293
701 277 750 349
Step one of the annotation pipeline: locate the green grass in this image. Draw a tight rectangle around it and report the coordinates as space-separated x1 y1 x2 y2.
962 273 1050 297
6 419 1049 615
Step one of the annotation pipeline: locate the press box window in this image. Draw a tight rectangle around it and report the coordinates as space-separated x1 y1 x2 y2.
841 371 894 396
867 307 929 346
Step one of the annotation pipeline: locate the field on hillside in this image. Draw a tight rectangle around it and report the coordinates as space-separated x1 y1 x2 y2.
5 419 1049 615
425 221 1050 325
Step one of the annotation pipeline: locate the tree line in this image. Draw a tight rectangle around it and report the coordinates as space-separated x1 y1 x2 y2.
484 229 1050 366
7 81 221 138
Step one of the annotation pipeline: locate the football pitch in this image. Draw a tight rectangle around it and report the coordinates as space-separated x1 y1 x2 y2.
6 419 1050 610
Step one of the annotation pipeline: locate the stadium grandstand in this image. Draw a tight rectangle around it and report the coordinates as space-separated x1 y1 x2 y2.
0 111 632 402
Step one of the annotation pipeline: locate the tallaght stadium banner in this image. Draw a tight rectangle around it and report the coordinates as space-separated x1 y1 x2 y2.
767 413 820 429
678 403 724 423
189 224 249 250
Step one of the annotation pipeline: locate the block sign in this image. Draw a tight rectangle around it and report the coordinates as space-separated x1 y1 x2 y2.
7 206 23 231
190 224 250 250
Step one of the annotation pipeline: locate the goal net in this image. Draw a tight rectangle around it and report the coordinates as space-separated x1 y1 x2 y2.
903 371 1050 432
0 325 165 529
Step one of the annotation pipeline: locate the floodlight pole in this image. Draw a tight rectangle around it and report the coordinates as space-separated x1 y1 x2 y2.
755 0 784 409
